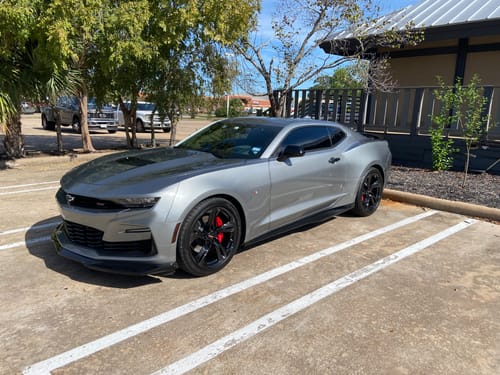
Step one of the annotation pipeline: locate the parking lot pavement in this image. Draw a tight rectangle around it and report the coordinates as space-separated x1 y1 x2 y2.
0 114 211 156
0 156 499 374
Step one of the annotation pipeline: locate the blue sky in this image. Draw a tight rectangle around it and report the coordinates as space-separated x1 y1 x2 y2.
244 0 419 92
257 0 419 40
259 0 419 19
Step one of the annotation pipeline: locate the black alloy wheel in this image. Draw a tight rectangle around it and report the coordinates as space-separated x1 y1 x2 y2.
351 167 383 217
177 198 242 276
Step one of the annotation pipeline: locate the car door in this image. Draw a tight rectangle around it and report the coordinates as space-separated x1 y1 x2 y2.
268 125 347 230
57 97 73 125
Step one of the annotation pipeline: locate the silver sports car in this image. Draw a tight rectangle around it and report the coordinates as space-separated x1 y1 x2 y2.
52 117 391 276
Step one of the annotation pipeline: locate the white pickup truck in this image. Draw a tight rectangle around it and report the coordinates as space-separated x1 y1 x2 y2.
117 101 171 132
41 96 118 133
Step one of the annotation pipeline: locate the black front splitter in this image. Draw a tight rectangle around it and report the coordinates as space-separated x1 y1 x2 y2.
52 229 177 276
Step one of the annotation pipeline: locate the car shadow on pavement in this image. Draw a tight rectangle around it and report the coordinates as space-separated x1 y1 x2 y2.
23 133 130 155
240 216 337 253
26 217 162 288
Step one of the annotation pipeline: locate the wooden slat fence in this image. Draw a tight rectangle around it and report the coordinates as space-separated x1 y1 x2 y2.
281 86 500 142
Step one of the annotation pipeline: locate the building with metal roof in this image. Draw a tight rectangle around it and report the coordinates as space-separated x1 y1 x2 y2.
320 0 500 86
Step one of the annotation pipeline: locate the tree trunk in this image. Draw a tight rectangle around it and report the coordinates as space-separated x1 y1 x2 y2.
119 100 138 149
268 90 287 118
78 91 96 153
4 112 24 158
55 110 64 154
462 145 471 187
150 124 157 148
169 117 177 146
124 114 132 148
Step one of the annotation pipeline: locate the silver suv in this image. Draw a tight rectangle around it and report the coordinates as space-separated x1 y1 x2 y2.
117 101 171 132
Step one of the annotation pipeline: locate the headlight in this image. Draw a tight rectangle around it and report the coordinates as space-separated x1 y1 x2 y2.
111 197 160 209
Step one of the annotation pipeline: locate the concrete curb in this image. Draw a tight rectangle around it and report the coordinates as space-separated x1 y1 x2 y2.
384 188 500 222
2 151 118 169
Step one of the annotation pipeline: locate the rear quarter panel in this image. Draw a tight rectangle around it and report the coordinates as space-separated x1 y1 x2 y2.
340 139 391 204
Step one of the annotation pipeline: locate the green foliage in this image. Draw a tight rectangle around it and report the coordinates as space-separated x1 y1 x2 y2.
0 0 258 153
0 0 41 157
90 0 258 146
429 127 456 171
214 107 227 117
214 98 244 118
430 80 458 171
310 66 364 90
431 75 488 182
0 0 35 119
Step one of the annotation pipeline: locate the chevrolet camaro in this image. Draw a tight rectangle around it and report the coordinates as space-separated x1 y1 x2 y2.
52 117 391 276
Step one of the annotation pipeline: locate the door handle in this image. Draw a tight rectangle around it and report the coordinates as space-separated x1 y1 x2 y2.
328 157 340 164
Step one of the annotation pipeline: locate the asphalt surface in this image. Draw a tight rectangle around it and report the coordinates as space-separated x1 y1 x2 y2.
0 115 499 374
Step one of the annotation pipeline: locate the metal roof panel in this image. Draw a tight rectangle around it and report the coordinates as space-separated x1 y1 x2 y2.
327 0 500 40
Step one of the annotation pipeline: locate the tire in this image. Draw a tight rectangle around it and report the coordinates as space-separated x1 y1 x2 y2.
177 198 242 276
41 114 55 131
108 129 117 134
136 119 144 133
72 117 81 133
163 127 171 133
351 167 383 217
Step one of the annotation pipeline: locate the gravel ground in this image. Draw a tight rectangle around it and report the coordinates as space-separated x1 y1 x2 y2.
387 166 500 209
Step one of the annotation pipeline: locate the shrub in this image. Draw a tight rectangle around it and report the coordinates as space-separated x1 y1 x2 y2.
431 74 488 184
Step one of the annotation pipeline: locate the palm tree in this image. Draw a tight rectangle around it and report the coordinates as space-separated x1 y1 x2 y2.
1 59 27 158
39 68 81 154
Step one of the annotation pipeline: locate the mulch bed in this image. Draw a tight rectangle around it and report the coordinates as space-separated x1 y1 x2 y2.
386 166 500 209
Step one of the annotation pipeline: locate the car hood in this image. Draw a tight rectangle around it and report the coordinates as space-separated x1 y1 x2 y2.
61 147 246 194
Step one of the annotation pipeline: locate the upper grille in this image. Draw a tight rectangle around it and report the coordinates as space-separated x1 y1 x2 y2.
63 220 155 256
57 189 123 210
88 112 114 119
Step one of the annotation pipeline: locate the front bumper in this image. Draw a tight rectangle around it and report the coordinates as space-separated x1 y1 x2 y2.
146 121 171 130
88 121 118 130
52 223 177 275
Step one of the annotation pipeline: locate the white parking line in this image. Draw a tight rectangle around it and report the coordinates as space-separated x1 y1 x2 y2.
0 236 52 251
153 219 477 375
0 186 59 196
23 210 436 375
0 181 59 190
0 220 60 237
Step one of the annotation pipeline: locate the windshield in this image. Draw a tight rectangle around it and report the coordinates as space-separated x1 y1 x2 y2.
137 103 155 111
176 121 282 159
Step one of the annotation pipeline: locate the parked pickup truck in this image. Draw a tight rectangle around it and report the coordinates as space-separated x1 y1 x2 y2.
117 101 171 132
41 96 118 133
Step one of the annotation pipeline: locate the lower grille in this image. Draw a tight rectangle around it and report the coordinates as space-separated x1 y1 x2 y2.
63 221 155 256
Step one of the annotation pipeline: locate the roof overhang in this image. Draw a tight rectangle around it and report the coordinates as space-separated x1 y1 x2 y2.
321 17 500 57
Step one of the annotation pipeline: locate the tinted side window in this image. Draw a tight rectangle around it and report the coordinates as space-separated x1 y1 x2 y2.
279 126 331 153
328 127 346 146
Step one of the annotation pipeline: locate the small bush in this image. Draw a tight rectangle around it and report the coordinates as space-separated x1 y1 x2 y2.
431 75 488 184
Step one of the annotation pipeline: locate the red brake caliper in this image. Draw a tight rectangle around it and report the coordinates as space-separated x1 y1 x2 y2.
215 216 224 243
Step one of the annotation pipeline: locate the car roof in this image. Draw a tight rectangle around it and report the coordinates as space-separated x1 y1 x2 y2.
220 116 350 131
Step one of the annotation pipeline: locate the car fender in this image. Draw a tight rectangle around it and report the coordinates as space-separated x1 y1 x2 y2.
166 161 272 243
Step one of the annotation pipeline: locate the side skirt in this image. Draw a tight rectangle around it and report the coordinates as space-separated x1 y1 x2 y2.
243 203 354 250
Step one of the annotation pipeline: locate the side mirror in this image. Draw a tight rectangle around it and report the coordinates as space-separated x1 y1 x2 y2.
277 145 305 161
